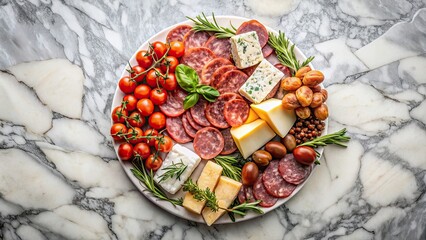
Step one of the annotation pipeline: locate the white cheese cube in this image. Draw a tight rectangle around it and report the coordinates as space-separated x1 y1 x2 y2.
239 59 284 104
154 144 201 194
230 31 264 69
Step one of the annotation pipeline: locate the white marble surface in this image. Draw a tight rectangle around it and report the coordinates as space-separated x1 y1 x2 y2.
0 0 425 239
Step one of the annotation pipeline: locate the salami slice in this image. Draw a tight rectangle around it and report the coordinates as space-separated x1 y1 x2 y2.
278 154 311 185
183 30 211 49
181 114 197 138
166 25 192 42
236 20 269 47
220 128 237 155
193 127 224 159
216 70 248 94
262 160 297 198
262 44 274 58
181 47 216 76
237 186 246 204
205 93 242 129
223 99 250 127
166 117 192 144
242 64 258 77
211 65 237 88
200 58 233 85
159 88 187 117
185 111 202 130
264 81 281 100
245 186 256 203
274 63 291 77
204 36 232 60
253 174 278 208
190 99 211 127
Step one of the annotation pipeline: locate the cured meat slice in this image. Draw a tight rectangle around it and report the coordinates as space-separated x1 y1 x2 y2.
220 128 237 155
216 70 248 94
264 82 281 100
166 117 192 144
204 36 232 60
193 127 224 159
181 114 198 138
159 88 187 117
245 186 255 203
262 160 297 198
181 47 216 76
241 64 258 77
236 20 269 47
253 174 278 207
278 154 311 185
211 65 237 88
166 24 192 42
223 99 250 127
200 58 233 85
262 44 274 58
190 99 211 127
185 111 202 130
205 93 242 129
274 63 291 77
183 30 211 49
237 186 246 204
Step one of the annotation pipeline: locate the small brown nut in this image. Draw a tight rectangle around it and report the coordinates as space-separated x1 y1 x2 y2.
282 92 301 110
310 92 324 108
295 107 311 119
295 86 313 107
295 66 311 79
303 70 324 87
281 77 302 91
314 103 329 120
310 85 322 93
321 89 328 101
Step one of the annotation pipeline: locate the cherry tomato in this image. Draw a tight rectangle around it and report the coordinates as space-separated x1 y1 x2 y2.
144 128 158 146
122 95 137 111
133 142 151 160
160 56 179 73
241 162 259 186
159 73 177 91
151 41 167 59
110 123 128 141
146 68 162 88
293 146 316 165
134 84 151 99
118 142 134 161
127 127 144 144
137 98 154 116
150 88 167 105
135 50 153 68
111 106 128 123
168 41 185 58
128 112 145 128
131 65 146 83
148 112 166 130
118 76 136 94
155 135 173 153
145 154 163 171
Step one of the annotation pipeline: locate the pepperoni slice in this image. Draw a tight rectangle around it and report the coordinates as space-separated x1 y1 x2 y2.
205 93 242 129
185 111 202 130
264 81 281 100
181 47 216 76
190 99 211 127
262 160 297 198
278 154 311 185
241 64 258 77
253 174 278 208
204 36 232 60
200 58 233 85
182 114 198 138
166 25 192 42
220 128 237 155
245 186 256 203
224 99 250 127
237 186 246 204
211 65 237 88
183 30 211 49
216 70 248 94
236 20 269 47
159 88 187 117
193 127 224 159
166 117 192 144
262 44 274 58
274 63 291 77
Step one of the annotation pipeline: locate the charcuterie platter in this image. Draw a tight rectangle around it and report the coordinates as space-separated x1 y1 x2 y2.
110 14 350 225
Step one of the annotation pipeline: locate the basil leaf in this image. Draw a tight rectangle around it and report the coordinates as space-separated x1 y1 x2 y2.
196 85 220 102
183 93 200 109
175 64 199 92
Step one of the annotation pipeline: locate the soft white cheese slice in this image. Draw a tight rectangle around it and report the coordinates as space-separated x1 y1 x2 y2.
230 31 264 69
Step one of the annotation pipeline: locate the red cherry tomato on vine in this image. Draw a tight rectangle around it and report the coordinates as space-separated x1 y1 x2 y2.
144 128 158 146
111 106 128 123
133 142 151 160
168 41 185 58
122 95 137 112
130 65 146 83
160 56 179 73
155 135 173 153
148 112 166 130
118 76 136 94
145 154 163 171
110 123 128 141
134 84 151 99
150 88 167 105
293 146 317 165
146 68 162 88
127 127 144 145
159 73 177 91
137 98 154 116
135 50 153 68
118 142 134 161
127 112 145 128
151 41 167 59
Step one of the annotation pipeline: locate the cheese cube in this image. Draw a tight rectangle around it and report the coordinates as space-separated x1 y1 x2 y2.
251 98 296 138
182 161 223 214
153 144 201 194
239 59 284 103
230 31 263 69
202 176 242 226
244 108 259 124
230 119 276 159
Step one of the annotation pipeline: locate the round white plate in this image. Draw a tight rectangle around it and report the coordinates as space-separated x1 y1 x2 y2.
111 16 328 224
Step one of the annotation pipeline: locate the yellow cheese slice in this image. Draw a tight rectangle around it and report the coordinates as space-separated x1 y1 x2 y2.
201 176 242 226
244 108 259 124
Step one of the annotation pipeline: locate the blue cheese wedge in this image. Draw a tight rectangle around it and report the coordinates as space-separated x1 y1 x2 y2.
153 144 201 194
230 31 264 69
239 59 284 103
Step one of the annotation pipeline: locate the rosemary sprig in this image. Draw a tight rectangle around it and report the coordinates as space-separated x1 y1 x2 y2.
228 200 264 216
268 31 314 74
182 179 218 211
187 12 237 39
214 154 245 181
158 159 188 183
300 128 351 148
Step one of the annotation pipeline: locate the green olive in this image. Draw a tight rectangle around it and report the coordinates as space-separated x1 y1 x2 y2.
282 134 297 152
252 150 272 167
265 141 287 159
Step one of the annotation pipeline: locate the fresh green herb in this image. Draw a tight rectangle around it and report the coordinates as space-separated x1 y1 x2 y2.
300 128 351 148
228 200 264 216
183 92 200 110
158 160 188 183
187 12 237 39
182 179 218 211
268 31 314 74
214 154 246 181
